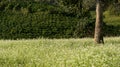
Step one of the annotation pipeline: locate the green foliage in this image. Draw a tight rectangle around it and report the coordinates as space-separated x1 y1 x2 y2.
104 13 120 26
103 13 120 36
104 25 120 36
0 1 96 39
0 1 120 39
107 3 120 16
58 0 91 18
0 1 9 11
0 11 96 39
0 37 120 67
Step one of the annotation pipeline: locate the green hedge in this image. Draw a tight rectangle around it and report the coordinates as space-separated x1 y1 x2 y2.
0 12 84 39
0 11 97 39
0 12 120 39
0 1 119 39
0 1 94 39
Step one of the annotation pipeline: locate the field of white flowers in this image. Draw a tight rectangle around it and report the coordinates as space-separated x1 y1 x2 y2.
0 37 120 67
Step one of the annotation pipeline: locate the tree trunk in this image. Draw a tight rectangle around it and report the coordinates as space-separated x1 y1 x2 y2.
94 0 104 44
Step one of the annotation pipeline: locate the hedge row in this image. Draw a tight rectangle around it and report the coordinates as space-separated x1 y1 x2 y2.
0 1 94 39
0 12 94 39
0 1 119 39
0 11 120 39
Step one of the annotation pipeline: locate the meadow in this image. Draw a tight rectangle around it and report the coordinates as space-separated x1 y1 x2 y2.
0 37 120 67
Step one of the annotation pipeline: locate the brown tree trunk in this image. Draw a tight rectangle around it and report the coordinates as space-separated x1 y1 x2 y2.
94 0 104 44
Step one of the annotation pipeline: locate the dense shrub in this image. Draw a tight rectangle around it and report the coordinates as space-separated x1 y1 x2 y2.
0 11 97 39
104 25 120 36
107 3 120 16
0 1 119 39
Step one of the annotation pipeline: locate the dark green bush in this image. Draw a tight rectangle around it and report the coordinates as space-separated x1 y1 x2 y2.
0 1 119 39
0 11 97 39
104 25 120 36
108 3 120 16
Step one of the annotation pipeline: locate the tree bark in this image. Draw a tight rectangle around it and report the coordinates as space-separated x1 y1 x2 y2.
94 0 104 44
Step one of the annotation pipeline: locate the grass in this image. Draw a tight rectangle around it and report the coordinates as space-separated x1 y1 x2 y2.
0 37 120 67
